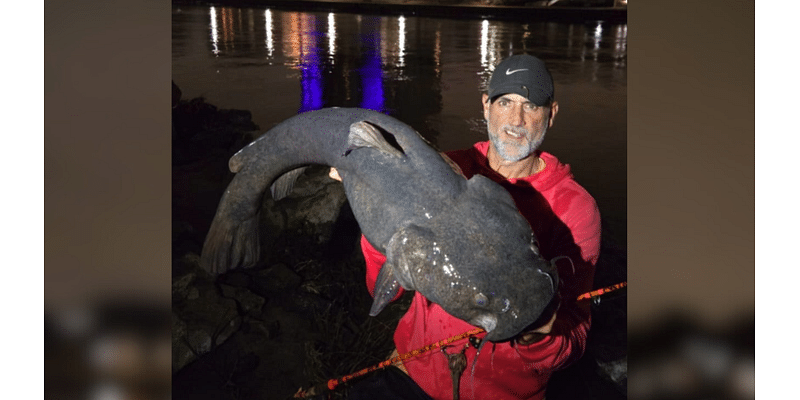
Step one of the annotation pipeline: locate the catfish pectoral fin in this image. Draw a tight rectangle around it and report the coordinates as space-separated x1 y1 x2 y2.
200 214 260 275
369 262 402 317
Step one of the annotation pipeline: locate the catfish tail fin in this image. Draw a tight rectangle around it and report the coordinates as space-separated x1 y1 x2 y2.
200 213 260 275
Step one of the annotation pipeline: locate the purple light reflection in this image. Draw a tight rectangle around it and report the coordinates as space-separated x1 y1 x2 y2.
294 14 387 114
299 54 324 113
358 18 385 112
359 47 385 112
297 15 324 113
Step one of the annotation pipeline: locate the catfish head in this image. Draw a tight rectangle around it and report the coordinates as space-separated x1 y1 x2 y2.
371 174 558 342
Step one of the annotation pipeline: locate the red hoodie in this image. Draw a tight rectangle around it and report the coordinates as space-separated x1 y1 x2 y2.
361 141 601 400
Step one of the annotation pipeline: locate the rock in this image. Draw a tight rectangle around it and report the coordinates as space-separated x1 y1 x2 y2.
219 270 252 288
261 166 348 244
217 109 258 130
172 259 243 371
172 312 205 372
172 269 199 301
294 181 346 227
220 284 267 316
282 291 330 316
172 294 240 372
172 97 258 165
251 263 304 295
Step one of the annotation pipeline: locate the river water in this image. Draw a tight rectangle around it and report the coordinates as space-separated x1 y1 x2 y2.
172 3 627 248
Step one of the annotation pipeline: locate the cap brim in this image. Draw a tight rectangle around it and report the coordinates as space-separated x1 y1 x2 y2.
489 84 551 106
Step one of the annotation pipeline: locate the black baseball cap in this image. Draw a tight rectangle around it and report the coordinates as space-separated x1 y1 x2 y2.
488 54 554 106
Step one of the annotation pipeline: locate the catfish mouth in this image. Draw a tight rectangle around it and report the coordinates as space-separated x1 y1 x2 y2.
481 316 530 342
471 314 497 335
472 314 527 342
483 325 521 342
492 293 561 343
479 279 559 342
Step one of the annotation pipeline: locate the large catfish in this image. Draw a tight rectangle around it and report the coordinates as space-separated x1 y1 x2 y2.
200 108 557 341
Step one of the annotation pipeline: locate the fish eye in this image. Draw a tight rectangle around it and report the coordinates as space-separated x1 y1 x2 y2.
474 293 489 308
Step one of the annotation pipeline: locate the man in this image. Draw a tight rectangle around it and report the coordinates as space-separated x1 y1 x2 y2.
340 54 601 400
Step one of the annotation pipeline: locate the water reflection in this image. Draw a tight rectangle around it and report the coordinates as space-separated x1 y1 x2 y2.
298 14 324 112
397 15 406 68
327 13 336 62
195 6 627 117
209 7 219 55
480 19 498 73
264 9 274 57
613 24 627 68
593 21 603 55
433 29 442 76
359 16 385 111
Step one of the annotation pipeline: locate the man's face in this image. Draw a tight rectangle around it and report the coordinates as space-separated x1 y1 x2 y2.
483 93 557 162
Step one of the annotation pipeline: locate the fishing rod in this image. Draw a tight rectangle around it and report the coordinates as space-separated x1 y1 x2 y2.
293 281 627 399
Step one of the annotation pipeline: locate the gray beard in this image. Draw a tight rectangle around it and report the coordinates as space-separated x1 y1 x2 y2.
488 126 546 162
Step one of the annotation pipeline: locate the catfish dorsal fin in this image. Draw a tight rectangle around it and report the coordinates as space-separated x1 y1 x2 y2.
270 166 308 201
344 121 405 158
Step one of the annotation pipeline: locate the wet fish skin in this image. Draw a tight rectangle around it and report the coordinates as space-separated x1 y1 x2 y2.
200 107 557 342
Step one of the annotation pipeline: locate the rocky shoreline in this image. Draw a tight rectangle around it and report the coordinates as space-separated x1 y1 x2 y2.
170 92 627 399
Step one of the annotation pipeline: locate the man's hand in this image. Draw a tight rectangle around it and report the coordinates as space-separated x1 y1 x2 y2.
329 167 342 182
516 310 557 345
515 294 560 346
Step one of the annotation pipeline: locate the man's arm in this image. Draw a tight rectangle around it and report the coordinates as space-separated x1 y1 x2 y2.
514 189 601 368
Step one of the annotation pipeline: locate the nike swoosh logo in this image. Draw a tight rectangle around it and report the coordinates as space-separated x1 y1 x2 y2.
506 68 528 75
